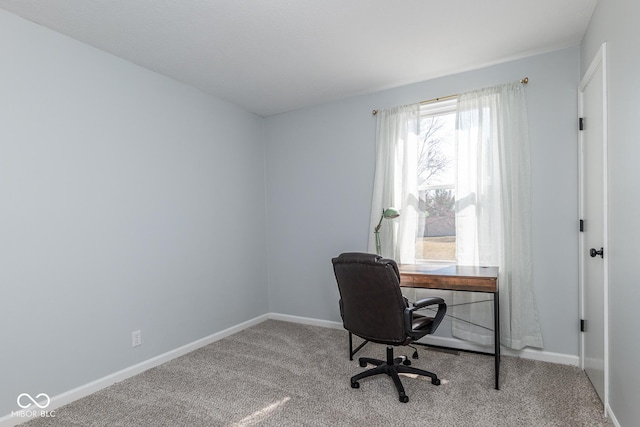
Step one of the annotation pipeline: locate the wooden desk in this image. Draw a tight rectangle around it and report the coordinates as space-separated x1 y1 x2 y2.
399 264 500 390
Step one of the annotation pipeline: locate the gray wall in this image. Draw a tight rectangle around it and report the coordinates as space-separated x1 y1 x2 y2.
0 10 268 416
582 0 640 424
265 47 581 356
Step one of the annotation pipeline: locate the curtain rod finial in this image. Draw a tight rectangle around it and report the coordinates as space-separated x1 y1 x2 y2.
520 77 529 84
372 109 378 115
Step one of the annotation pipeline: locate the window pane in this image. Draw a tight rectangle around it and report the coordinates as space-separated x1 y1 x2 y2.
416 189 456 261
417 112 456 188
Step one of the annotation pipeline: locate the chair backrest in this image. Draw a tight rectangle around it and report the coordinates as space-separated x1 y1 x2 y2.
332 252 408 346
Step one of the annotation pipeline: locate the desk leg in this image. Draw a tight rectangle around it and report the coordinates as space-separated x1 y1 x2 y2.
348 332 369 360
494 290 500 390
349 332 353 361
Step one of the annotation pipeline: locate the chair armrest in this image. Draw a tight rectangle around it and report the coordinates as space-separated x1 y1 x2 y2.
413 297 445 310
404 297 447 335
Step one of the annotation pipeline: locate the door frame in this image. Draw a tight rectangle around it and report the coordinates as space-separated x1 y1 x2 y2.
578 42 609 412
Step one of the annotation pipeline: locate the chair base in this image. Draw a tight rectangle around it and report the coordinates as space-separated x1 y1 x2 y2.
350 346 440 402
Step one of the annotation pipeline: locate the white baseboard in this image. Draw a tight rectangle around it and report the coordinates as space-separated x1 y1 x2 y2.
0 314 269 427
267 314 579 367
267 312 343 330
417 334 580 366
606 404 621 427
0 312 580 426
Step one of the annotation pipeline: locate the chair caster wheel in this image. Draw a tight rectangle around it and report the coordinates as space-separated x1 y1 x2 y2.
399 394 409 403
403 359 411 366
432 378 441 386
359 360 368 367
351 381 360 389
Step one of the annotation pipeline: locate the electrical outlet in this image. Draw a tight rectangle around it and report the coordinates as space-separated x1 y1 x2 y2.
132 330 142 347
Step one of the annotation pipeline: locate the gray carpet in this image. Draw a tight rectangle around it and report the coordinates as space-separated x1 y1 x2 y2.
23 320 611 426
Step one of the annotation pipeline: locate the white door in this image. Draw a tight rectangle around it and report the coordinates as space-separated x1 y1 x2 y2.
579 43 608 407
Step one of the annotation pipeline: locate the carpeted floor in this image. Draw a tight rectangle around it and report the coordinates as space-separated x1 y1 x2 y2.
23 320 611 426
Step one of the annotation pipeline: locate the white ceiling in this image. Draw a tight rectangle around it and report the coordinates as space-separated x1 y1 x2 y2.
0 0 597 116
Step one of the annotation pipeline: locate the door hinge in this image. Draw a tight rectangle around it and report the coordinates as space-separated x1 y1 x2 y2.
580 219 584 232
579 117 584 131
580 319 586 332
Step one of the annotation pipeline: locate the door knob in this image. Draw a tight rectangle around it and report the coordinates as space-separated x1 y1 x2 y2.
589 247 604 258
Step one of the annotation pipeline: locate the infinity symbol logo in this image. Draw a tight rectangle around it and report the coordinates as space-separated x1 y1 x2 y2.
17 393 50 409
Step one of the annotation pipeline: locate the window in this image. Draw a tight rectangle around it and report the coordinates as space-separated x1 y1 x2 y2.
370 83 542 348
416 99 457 262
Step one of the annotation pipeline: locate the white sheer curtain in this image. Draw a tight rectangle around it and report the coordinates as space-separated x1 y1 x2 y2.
367 104 420 263
453 82 543 350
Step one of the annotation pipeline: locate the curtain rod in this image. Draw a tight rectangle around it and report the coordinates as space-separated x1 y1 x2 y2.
371 77 529 115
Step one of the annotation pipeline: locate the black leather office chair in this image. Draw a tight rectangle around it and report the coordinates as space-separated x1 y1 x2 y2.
332 252 447 402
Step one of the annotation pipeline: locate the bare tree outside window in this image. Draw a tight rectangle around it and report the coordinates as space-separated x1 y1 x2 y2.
418 116 450 186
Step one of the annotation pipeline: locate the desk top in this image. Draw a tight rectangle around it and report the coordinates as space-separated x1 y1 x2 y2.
399 264 498 293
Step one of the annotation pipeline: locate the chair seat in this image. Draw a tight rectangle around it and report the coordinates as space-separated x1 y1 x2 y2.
412 314 434 331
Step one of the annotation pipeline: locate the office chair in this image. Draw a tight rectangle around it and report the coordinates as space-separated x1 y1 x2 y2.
331 252 447 402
